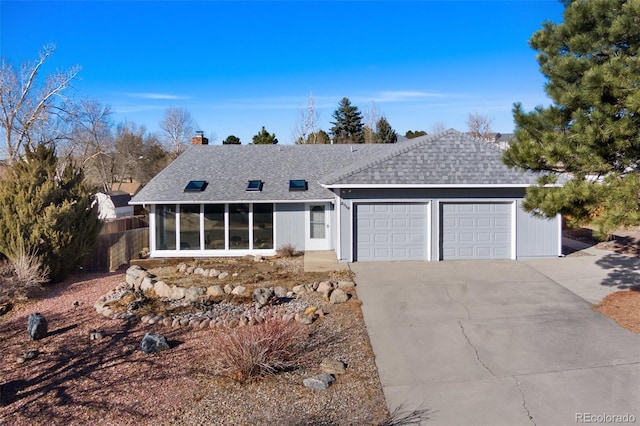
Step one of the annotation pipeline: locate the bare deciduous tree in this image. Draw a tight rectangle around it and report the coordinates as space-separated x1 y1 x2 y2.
114 121 169 185
466 112 494 140
159 106 196 158
64 99 115 191
292 92 321 144
431 122 446 133
363 101 380 143
0 44 81 164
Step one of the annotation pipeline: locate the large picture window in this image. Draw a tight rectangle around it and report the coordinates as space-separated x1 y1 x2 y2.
204 204 225 249
180 205 201 250
253 204 274 249
229 203 250 249
155 204 177 250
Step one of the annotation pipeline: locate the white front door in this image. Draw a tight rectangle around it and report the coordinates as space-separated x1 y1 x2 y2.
306 203 330 250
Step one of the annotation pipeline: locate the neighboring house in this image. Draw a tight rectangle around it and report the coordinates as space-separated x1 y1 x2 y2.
111 181 142 197
492 132 515 150
130 129 561 262
95 191 134 219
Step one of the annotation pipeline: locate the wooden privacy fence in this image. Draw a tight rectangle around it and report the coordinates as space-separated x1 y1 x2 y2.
84 216 149 272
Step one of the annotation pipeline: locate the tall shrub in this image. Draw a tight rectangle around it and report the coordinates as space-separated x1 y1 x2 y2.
0 143 102 282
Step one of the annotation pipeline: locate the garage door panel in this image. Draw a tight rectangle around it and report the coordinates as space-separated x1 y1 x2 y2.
477 218 491 227
409 218 424 228
357 203 427 261
374 248 390 257
494 218 510 227
476 232 491 242
374 218 388 227
374 233 389 243
459 218 474 228
459 232 474 242
441 203 512 260
495 232 509 242
392 218 407 228
410 234 423 243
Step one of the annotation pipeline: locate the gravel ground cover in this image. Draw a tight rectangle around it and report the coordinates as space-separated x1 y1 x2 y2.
0 256 391 425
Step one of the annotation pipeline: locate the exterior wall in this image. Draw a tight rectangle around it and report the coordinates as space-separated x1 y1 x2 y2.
338 198 352 261
329 202 337 251
335 188 560 262
275 203 306 251
516 201 561 258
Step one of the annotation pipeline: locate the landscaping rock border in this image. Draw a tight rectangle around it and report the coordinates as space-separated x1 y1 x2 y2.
95 265 355 330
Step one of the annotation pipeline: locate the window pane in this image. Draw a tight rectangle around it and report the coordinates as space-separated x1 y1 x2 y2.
155 204 176 250
310 205 325 239
229 204 249 249
204 204 225 250
253 204 274 249
180 205 201 250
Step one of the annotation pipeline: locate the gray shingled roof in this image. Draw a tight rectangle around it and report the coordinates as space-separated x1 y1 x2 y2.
130 143 390 204
319 129 541 186
130 130 542 205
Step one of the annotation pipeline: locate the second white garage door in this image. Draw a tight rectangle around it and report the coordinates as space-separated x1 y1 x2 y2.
356 203 427 261
440 202 512 260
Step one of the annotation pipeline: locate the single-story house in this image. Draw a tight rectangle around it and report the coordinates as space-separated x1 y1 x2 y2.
130 129 561 262
95 190 134 219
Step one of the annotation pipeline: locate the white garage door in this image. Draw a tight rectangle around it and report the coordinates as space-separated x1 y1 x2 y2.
440 203 512 260
356 203 427 261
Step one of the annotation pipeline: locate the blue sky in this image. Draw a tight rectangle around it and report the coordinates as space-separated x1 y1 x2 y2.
1 1 565 144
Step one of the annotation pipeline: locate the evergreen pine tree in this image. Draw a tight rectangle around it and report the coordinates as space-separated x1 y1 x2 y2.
223 135 241 145
503 0 640 238
405 130 428 139
252 126 278 144
0 143 102 282
330 98 364 143
306 130 330 144
373 117 398 144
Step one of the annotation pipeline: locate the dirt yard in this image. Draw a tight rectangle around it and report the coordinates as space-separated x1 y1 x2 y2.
2 229 639 425
0 256 392 425
564 226 640 335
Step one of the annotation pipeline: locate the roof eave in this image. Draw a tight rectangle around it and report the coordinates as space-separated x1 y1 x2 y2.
320 183 559 189
129 197 335 206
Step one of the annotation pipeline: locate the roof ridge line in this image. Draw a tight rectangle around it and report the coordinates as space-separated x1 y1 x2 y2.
320 129 459 185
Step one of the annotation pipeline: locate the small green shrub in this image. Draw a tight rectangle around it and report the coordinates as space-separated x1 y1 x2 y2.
0 143 102 282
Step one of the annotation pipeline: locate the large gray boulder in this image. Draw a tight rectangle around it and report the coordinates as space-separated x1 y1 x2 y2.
303 373 335 390
273 286 288 298
27 313 48 341
206 285 225 297
320 358 347 375
252 288 274 308
329 288 349 304
140 333 170 354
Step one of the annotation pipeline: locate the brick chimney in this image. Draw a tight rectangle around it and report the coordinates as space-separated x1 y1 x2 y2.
191 131 209 145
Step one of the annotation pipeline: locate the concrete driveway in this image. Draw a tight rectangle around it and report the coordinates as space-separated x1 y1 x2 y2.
351 257 640 425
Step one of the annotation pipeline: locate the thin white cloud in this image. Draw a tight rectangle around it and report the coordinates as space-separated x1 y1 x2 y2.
202 96 303 110
113 104 167 114
123 92 190 100
374 91 444 102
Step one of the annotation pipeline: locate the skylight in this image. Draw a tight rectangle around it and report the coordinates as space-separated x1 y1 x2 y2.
246 180 264 191
289 179 308 191
184 180 208 192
